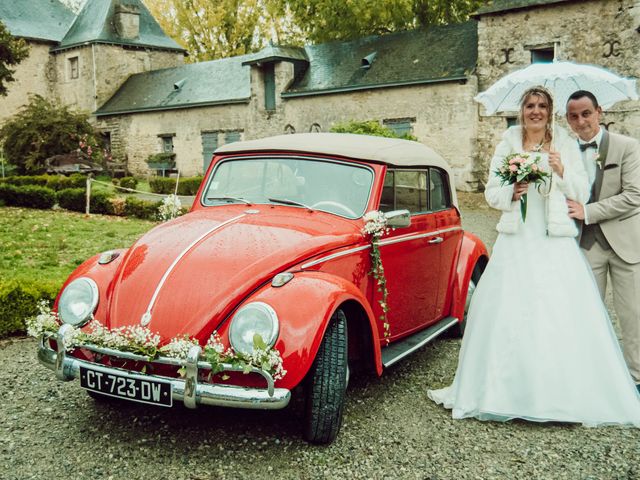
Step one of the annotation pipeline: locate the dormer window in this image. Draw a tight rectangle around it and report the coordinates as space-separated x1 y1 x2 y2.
264 64 276 111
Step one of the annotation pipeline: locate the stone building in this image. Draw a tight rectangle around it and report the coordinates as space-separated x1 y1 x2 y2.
1 0 639 191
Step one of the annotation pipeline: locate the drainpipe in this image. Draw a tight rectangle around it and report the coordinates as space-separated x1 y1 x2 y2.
91 43 98 112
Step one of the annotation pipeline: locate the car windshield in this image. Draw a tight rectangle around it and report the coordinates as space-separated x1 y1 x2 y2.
202 157 374 219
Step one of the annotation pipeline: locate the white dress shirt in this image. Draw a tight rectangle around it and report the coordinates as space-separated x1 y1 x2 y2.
580 128 604 225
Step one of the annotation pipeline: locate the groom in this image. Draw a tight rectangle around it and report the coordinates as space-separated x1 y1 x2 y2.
565 90 640 393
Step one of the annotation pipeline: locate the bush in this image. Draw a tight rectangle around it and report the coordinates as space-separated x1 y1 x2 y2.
0 183 19 205
0 184 55 209
56 188 85 212
330 120 418 141
3 174 86 191
124 197 160 220
119 176 138 190
57 188 113 214
149 177 175 194
16 185 56 209
149 176 203 195
0 280 59 337
177 176 203 195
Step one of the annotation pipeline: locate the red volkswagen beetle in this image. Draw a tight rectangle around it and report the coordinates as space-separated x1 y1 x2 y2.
36 133 487 444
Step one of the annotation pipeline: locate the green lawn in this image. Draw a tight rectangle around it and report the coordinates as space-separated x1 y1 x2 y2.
0 206 155 287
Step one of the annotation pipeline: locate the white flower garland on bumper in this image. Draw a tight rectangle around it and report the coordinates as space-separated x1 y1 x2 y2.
27 301 286 380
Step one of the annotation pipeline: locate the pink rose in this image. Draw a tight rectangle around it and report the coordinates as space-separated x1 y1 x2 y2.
509 164 517 172
531 164 538 171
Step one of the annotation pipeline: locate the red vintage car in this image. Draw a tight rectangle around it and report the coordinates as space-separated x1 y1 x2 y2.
36 133 488 444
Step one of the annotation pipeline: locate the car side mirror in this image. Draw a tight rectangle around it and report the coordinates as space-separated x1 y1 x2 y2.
384 210 411 228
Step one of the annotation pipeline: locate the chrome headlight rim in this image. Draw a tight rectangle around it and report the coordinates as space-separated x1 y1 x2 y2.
58 277 99 328
229 301 279 355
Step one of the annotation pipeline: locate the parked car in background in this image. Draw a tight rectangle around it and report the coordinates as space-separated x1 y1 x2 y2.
36 133 488 444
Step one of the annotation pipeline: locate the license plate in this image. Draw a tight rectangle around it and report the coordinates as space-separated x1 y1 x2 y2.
80 366 173 407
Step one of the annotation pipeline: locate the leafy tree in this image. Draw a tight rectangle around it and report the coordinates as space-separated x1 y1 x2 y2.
0 95 102 174
145 0 303 61
0 20 29 96
285 0 487 43
331 120 417 141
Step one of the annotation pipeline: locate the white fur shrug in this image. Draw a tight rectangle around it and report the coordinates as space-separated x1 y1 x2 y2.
484 126 590 237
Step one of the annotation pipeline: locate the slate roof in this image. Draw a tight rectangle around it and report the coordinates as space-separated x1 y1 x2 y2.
0 0 75 43
95 55 252 116
96 20 478 115
474 0 575 16
284 20 478 97
54 0 184 52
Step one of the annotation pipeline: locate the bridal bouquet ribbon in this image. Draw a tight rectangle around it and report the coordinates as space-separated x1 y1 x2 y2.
495 153 549 222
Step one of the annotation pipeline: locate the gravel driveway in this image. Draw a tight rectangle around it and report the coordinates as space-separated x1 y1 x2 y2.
2 200 639 480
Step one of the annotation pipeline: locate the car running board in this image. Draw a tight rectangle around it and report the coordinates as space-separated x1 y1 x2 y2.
381 316 459 368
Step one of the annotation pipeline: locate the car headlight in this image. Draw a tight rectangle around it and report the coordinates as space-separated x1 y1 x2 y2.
229 302 279 355
58 277 99 327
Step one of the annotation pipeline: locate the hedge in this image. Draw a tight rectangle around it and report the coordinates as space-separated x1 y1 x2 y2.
0 184 56 209
149 176 203 195
119 176 138 190
2 174 86 191
124 196 160 220
0 280 59 337
57 188 114 214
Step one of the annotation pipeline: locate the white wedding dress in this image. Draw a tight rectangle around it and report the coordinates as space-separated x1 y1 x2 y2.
428 157 640 426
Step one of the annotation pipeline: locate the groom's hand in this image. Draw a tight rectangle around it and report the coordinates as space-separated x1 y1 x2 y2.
567 199 585 220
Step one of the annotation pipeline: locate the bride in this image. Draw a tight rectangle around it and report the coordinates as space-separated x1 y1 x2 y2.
428 86 640 425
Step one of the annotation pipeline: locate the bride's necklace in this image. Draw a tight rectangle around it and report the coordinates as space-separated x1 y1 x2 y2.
525 138 545 152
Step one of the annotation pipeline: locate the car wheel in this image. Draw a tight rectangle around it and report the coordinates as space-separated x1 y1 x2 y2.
303 309 348 445
452 263 484 337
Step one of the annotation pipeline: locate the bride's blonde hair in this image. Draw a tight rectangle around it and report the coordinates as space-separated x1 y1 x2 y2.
519 86 554 147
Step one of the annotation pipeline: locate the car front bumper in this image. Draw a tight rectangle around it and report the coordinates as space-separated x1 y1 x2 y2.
37 325 291 410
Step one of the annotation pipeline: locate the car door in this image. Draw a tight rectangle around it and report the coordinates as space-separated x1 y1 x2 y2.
428 167 464 320
377 169 442 340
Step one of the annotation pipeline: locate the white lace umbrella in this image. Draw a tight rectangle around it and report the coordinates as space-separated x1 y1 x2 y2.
475 61 638 115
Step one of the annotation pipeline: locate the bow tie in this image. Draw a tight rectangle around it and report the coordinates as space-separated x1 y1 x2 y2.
579 141 598 151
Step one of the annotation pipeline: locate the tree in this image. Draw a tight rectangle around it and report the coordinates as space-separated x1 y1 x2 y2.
145 0 303 61
285 0 487 43
0 95 102 174
0 20 29 96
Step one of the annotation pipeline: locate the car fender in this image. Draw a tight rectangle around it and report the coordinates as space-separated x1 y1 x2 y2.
450 232 489 322
219 270 383 390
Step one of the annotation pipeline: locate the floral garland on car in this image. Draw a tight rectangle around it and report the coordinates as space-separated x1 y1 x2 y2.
26 301 286 380
362 211 391 343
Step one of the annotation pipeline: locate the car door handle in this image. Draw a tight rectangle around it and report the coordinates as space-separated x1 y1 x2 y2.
428 236 443 244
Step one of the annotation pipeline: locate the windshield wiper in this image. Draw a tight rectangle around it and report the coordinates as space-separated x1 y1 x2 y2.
206 196 252 205
268 197 314 210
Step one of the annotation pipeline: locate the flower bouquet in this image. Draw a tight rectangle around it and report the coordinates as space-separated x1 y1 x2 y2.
495 152 549 222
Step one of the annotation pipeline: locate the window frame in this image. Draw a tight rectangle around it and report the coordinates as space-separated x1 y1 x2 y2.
68 56 79 80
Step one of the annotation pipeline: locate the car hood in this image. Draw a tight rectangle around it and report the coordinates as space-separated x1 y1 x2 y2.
105 206 361 340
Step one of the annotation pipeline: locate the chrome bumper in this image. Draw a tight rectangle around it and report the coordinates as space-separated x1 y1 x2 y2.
38 325 290 410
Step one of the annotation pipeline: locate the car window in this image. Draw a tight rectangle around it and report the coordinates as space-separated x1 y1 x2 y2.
203 157 374 219
429 168 450 211
380 169 428 214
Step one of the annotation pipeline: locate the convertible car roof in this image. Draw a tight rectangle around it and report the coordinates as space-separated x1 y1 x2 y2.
216 133 458 207
215 133 450 170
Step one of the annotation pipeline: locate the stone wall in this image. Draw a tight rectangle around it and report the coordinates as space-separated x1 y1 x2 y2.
0 42 55 125
474 0 640 187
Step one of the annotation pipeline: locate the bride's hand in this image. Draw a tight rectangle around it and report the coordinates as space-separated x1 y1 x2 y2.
548 150 564 178
512 181 529 201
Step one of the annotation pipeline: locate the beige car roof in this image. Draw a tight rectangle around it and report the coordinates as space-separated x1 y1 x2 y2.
215 133 458 207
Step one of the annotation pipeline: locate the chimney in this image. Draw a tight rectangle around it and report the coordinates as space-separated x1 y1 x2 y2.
114 2 140 40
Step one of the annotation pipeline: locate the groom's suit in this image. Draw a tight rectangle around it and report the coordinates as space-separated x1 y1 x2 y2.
579 128 640 383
